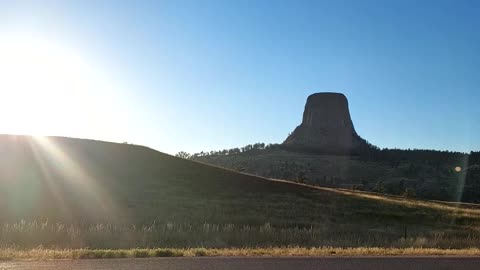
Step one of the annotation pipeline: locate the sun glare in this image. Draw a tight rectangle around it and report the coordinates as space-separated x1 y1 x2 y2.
0 35 125 139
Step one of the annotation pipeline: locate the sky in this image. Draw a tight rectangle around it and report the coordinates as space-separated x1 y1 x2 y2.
0 0 478 154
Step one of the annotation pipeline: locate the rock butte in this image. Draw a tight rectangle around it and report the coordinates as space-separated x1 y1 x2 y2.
283 92 367 154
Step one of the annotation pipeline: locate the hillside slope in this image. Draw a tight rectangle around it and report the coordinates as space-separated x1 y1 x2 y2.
194 147 480 202
1 135 480 248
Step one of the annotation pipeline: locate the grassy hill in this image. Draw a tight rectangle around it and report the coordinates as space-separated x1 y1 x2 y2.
1 135 480 249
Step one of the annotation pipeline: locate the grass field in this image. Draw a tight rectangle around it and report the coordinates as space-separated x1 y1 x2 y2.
1 135 480 250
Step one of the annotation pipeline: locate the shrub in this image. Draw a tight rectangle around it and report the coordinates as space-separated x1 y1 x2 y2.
194 248 208 256
132 249 150 258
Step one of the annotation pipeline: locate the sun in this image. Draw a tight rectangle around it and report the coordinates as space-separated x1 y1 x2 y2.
0 35 124 139
0 35 92 136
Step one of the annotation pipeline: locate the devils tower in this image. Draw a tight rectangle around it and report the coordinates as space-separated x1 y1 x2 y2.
283 92 367 154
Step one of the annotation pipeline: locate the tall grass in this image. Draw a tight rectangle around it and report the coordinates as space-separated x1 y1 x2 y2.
2 220 480 249
4 247 480 260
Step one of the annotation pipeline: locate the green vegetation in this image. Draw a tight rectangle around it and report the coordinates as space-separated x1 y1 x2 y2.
191 144 480 202
1 135 480 251
2 247 480 260
4 182 480 249
3 215 480 250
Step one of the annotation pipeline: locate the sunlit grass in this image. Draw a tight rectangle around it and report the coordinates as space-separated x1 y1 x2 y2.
269 178 480 218
2 247 480 260
3 220 480 251
330 187 480 218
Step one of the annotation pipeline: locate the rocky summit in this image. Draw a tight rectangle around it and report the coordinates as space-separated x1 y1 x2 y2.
283 92 367 154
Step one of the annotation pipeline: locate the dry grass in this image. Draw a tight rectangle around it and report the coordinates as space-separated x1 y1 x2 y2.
268 178 480 218
1 247 480 260
5 220 480 250
331 188 480 217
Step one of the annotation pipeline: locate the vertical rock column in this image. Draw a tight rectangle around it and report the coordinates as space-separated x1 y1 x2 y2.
283 92 364 153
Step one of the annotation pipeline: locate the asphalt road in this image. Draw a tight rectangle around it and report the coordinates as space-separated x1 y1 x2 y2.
1 256 479 270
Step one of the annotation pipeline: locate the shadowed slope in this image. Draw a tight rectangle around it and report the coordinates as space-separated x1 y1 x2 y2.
0 135 317 224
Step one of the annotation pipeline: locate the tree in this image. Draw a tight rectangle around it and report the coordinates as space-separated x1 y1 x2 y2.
175 151 191 159
361 180 369 190
229 148 241 155
373 180 385 193
402 188 416 198
295 171 308 184
397 179 406 195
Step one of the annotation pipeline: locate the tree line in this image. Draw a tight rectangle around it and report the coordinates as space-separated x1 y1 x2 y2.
175 143 282 159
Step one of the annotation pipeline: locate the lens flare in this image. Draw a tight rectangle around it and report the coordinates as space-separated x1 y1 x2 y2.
0 34 130 142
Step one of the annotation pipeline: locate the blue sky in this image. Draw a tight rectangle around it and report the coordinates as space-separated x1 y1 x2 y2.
0 0 479 154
